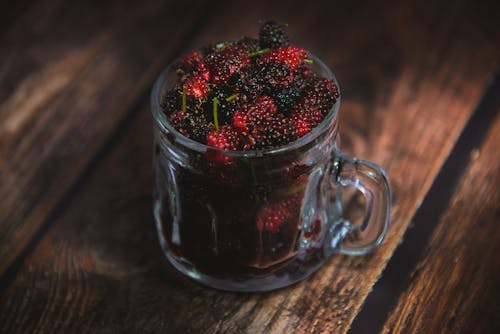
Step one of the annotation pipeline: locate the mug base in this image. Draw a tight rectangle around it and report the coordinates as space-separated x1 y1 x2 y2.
163 249 326 292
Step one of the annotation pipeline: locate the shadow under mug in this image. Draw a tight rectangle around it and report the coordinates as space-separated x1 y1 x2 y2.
151 54 391 292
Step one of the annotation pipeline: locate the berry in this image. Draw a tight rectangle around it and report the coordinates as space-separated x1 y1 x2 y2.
259 21 290 49
301 77 338 114
179 51 203 69
161 89 199 114
205 45 250 84
255 114 297 149
292 65 315 91
184 75 209 100
161 89 181 112
231 68 265 99
232 111 249 132
188 113 214 143
303 219 322 239
206 125 241 163
177 51 210 81
169 110 214 143
292 117 310 137
254 95 277 115
256 196 298 233
259 45 308 71
233 95 277 134
252 62 293 92
237 37 260 53
272 86 301 115
292 108 323 137
169 110 190 136
332 82 340 99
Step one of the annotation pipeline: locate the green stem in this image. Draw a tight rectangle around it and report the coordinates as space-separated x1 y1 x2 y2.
304 59 314 64
278 183 305 197
214 41 228 50
213 97 219 131
248 48 270 57
225 93 239 102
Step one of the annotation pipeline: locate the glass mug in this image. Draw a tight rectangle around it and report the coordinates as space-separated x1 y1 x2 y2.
151 54 391 292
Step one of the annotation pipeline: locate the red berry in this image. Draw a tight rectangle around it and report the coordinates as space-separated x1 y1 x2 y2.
198 63 210 82
293 117 311 137
181 51 203 66
184 76 209 99
232 111 249 132
256 196 300 233
302 77 338 114
292 108 323 137
206 125 240 163
303 219 322 239
259 46 308 71
247 95 278 125
254 95 277 114
233 95 277 134
178 51 210 81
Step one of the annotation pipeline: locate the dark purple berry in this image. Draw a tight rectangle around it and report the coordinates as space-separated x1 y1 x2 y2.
253 62 293 92
205 45 250 84
237 37 260 53
188 113 214 144
231 68 265 99
259 21 290 49
169 110 214 143
272 86 301 115
161 89 181 112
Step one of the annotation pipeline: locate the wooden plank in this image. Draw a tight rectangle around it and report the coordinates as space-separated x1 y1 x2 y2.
0 0 209 275
381 114 500 334
1 0 500 333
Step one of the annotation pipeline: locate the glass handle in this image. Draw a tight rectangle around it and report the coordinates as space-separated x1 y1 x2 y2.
325 149 391 256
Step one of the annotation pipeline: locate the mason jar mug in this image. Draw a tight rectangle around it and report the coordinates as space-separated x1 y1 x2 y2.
151 55 391 292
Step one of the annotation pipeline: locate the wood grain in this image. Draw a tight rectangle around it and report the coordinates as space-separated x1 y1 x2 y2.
0 0 209 275
1 0 499 333
381 114 500 334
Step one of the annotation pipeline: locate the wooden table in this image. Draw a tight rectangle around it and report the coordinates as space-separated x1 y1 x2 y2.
1 0 499 333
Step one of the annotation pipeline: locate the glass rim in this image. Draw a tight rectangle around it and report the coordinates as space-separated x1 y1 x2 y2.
151 53 341 158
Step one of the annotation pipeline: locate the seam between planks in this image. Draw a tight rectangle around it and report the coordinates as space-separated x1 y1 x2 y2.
348 70 500 334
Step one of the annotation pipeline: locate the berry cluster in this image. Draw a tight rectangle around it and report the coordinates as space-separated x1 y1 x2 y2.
161 21 339 160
